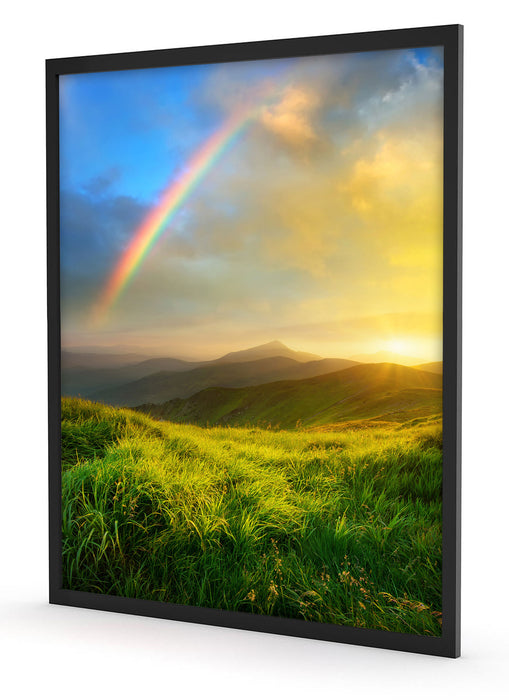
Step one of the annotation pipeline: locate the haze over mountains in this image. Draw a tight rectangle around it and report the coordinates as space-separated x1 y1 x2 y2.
62 350 154 370
349 350 426 366
62 340 443 427
62 355 201 397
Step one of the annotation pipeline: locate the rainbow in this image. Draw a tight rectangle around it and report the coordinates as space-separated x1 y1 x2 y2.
90 101 265 326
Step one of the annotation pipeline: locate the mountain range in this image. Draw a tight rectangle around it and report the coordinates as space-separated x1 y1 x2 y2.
62 340 349 404
88 355 361 406
136 362 442 429
62 340 443 427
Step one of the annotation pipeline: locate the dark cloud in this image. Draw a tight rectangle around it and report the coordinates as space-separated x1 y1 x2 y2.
82 167 122 197
60 188 149 325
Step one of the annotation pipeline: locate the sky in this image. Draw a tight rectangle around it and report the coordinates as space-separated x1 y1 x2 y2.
60 47 444 361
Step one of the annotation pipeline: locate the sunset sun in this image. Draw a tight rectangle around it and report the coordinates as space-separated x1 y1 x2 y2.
385 338 413 355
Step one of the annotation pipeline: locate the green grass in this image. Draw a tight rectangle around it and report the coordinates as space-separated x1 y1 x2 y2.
62 396 442 636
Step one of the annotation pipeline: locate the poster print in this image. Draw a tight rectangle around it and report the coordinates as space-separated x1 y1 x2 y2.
58 46 445 639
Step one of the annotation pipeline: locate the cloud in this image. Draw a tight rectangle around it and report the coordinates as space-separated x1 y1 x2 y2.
60 187 149 329
337 127 443 281
279 311 442 341
82 167 122 197
260 86 319 152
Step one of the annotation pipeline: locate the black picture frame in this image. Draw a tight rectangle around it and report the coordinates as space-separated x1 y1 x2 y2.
47 23 462 657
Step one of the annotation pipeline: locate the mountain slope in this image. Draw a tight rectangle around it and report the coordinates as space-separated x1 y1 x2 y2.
90 355 359 407
414 361 443 374
137 363 442 428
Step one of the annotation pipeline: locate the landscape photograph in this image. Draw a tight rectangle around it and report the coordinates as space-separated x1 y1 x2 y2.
59 46 444 636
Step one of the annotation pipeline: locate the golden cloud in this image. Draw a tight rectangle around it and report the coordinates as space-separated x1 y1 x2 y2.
261 86 319 149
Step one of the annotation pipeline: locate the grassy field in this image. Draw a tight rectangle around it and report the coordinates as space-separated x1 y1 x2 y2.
61 396 442 636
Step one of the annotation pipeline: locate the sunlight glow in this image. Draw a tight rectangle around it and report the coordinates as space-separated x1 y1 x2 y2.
385 338 413 355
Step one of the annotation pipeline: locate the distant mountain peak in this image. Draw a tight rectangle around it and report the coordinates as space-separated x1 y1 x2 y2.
256 340 288 349
212 341 321 365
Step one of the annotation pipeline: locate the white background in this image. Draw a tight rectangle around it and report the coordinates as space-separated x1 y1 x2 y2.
1 1 508 698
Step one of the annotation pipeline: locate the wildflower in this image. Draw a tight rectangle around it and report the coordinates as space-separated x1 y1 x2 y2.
268 581 279 598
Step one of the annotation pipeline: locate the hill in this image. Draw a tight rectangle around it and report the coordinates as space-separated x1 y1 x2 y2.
90 355 359 407
414 361 443 374
137 362 442 428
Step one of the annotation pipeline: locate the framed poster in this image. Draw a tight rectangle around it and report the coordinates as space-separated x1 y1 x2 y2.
47 24 462 657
